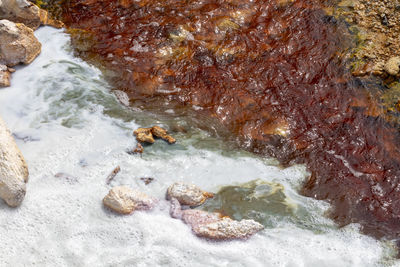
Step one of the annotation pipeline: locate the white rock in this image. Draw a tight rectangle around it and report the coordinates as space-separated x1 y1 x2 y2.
167 182 213 206
0 116 29 207
194 218 264 240
0 19 42 67
169 197 263 240
103 186 157 214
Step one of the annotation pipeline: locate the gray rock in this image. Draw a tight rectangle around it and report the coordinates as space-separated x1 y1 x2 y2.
0 19 41 67
0 116 29 207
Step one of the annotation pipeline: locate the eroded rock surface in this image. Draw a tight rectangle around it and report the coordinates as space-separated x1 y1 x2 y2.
0 19 41 67
103 185 156 214
167 182 213 206
170 198 263 240
0 116 29 207
0 64 10 87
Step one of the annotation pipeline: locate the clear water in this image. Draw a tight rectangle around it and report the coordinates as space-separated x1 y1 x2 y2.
0 27 397 267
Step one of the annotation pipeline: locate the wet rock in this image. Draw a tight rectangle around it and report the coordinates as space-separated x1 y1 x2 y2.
0 0 63 30
195 217 264 240
0 116 29 207
133 127 154 144
0 64 10 87
103 185 156 214
167 182 214 206
0 19 41 67
151 126 176 144
113 90 130 107
169 198 263 240
384 57 400 76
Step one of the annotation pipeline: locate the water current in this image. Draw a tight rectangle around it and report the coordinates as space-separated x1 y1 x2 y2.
0 27 398 266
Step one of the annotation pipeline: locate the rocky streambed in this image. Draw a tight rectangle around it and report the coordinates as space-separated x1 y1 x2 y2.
2 0 400 266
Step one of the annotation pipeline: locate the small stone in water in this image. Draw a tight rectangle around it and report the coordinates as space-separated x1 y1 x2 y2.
103 186 156 214
167 182 214 206
151 126 176 144
133 127 155 144
140 177 154 185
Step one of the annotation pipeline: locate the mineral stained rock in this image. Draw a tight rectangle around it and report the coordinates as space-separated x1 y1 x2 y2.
0 0 63 30
170 198 263 240
167 182 214 207
103 186 157 214
61 0 400 242
0 64 10 87
0 116 29 207
0 19 41 67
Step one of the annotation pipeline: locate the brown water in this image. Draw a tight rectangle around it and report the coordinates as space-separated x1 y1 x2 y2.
59 0 400 242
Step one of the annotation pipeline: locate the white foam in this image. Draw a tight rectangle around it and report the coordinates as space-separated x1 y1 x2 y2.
0 27 397 266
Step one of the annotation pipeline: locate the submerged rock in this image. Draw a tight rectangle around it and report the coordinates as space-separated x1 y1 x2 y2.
170 198 263 240
167 182 214 206
0 0 63 30
0 19 41 67
0 64 10 87
103 186 156 214
133 127 155 144
0 116 29 207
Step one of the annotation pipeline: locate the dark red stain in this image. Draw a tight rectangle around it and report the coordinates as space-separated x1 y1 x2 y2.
61 0 400 240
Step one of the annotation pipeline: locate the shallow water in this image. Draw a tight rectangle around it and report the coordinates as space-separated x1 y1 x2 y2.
0 27 397 266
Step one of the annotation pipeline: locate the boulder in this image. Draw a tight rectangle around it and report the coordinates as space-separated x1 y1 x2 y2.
167 181 213 206
0 19 41 67
0 116 29 207
103 185 157 214
0 0 63 30
0 64 10 87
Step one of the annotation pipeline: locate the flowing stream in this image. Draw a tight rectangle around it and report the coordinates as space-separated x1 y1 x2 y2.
0 27 398 266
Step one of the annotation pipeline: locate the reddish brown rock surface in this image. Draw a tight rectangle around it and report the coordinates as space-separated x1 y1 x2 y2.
60 0 400 241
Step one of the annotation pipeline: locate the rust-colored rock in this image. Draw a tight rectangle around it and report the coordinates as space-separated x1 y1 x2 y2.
60 0 400 242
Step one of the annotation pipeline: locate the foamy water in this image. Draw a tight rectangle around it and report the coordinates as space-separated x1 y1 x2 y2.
0 27 397 266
